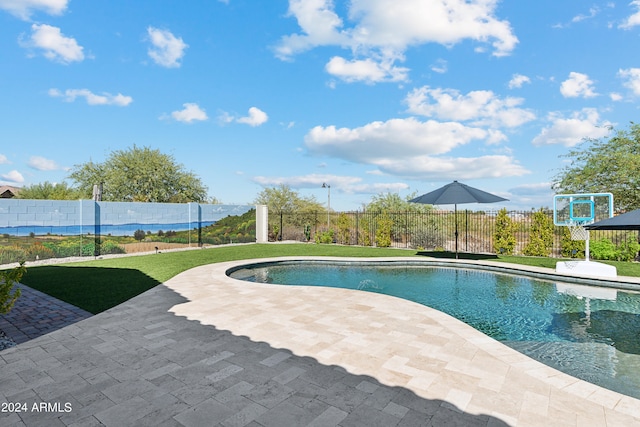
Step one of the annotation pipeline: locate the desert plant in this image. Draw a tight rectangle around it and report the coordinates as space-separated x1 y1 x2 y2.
315 230 334 244
0 262 25 314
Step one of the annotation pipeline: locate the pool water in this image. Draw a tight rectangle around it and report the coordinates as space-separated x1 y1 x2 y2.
230 262 640 400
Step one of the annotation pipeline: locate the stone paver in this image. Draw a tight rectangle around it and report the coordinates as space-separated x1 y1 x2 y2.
0 284 92 345
0 256 639 426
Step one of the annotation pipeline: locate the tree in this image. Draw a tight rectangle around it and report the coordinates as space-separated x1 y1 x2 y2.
17 181 80 200
553 123 640 211
253 184 324 213
68 145 208 203
365 192 433 213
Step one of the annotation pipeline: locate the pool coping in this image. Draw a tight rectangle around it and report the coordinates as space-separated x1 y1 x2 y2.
226 256 640 293
172 255 640 425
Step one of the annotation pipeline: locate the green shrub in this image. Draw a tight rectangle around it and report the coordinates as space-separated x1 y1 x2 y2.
358 216 372 246
0 262 25 314
523 209 554 257
315 230 334 244
100 240 126 255
560 226 585 258
0 246 28 264
337 213 351 244
26 242 56 261
375 214 393 248
493 208 516 255
590 238 617 260
614 234 640 261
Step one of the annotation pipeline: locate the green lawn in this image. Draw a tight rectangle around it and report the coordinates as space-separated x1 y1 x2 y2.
18 243 640 314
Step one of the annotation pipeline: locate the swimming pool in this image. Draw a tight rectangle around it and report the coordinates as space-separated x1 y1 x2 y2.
229 260 640 400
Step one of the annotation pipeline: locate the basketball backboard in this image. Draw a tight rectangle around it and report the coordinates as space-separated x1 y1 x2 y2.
553 193 613 226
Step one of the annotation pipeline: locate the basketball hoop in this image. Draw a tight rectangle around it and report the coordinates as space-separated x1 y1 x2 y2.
568 222 589 241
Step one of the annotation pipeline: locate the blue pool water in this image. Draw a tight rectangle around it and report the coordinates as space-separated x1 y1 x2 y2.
229 261 640 400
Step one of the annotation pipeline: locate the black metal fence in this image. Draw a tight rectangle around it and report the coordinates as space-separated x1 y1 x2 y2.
269 210 636 258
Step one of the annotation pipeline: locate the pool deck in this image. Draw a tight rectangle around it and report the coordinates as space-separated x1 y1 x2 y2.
1 256 640 426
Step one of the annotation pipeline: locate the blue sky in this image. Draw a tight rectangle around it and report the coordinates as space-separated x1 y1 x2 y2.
1 0 640 211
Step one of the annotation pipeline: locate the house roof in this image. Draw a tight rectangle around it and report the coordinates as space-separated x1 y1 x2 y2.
0 185 21 198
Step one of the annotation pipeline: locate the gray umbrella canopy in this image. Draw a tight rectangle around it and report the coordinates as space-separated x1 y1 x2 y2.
409 180 508 205
409 181 508 257
584 209 640 230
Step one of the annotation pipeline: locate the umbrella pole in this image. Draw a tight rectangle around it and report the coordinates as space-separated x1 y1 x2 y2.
454 204 458 259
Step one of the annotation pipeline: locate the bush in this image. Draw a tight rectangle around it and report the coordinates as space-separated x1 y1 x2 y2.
0 246 28 264
0 262 25 314
411 229 442 250
337 213 351 244
493 208 516 255
523 208 554 257
560 226 585 258
616 234 640 261
590 238 617 260
315 230 334 244
26 242 56 261
375 214 393 248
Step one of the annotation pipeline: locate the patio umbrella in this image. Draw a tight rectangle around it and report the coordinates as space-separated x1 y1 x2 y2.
409 181 508 258
584 209 640 230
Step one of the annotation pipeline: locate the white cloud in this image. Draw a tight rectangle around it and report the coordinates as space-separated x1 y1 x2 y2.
610 92 623 101
147 27 188 68
305 117 490 163
405 86 535 128
430 59 448 74
237 107 269 127
275 0 517 83
22 24 84 64
376 155 529 180
303 116 528 179
325 56 409 83
572 7 599 23
0 0 67 20
620 0 640 29
532 108 612 147
220 107 269 127
618 67 640 96
508 74 531 89
166 103 208 123
49 88 133 106
27 156 59 171
560 72 597 98
252 173 409 194
0 154 9 164
1 170 24 184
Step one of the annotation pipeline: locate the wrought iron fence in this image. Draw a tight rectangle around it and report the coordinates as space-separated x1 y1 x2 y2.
269 210 637 258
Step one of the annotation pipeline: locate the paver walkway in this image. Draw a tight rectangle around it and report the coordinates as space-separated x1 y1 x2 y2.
1 257 639 426
0 284 92 345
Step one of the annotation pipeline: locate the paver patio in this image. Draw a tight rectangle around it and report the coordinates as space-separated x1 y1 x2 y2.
1 256 639 426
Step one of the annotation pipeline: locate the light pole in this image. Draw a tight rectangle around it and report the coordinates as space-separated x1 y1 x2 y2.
322 183 330 230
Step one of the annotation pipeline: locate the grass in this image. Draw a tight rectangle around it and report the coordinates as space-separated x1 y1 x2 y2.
17 243 640 314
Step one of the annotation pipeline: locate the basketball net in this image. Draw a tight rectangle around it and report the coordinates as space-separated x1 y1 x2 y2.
568 221 589 241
